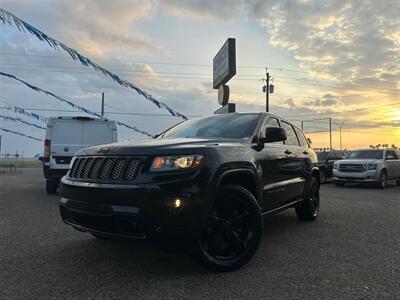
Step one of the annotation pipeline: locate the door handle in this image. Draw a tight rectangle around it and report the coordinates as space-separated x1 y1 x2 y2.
284 149 292 155
303 151 309 155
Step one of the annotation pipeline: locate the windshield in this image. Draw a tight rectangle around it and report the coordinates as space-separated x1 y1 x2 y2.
316 152 329 161
347 150 383 160
161 114 260 139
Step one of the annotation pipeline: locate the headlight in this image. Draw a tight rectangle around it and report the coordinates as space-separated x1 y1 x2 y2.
150 155 203 172
333 163 338 169
367 163 377 170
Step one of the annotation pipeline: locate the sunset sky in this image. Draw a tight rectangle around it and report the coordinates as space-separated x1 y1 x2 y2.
0 0 399 156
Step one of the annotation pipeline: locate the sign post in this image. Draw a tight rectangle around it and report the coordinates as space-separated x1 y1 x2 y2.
213 38 236 114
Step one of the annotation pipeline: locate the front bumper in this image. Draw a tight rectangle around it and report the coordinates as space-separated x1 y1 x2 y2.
59 176 210 240
332 169 378 183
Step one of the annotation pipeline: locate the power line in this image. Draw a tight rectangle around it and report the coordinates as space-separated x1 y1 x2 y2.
0 106 200 118
2 65 398 93
0 52 309 73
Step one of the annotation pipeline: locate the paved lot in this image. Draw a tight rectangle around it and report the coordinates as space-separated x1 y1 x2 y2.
1 173 399 299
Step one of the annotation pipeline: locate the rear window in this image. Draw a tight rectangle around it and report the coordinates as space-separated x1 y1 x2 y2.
281 121 299 146
295 127 308 147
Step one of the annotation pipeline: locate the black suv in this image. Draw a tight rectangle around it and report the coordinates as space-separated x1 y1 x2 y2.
316 150 346 183
59 113 320 271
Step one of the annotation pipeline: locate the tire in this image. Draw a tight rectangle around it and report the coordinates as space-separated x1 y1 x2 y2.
192 184 262 272
335 181 345 187
46 180 58 194
320 169 327 184
376 171 387 189
296 176 320 222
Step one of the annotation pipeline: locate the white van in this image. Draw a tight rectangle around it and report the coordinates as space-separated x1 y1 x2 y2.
43 116 117 194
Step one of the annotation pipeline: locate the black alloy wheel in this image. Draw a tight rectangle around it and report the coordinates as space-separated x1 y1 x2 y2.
193 184 262 272
296 176 320 221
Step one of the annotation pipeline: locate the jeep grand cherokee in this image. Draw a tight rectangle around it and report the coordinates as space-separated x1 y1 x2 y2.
59 113 320 271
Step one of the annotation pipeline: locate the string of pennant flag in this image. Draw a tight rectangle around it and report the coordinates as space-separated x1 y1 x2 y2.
0 71 153 137
0 101 48 123
0 113 46 129
0 127 42 142
0 8 187 120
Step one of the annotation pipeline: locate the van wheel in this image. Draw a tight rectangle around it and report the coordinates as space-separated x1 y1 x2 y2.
192 184 262 272
46 180 58 194
296 176 320 221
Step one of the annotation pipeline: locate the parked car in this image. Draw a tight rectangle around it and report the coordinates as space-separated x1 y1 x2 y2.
43 116 117 194
332 149 400 188
316 150 346 183
59 112 320 271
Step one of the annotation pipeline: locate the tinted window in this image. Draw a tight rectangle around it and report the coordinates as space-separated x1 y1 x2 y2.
260 117 282 144
161 114 260 139
281 121 299 146
295 127 308 147
386 150 399 160
347 150 383 159
317 152 329 161
327 151 344 160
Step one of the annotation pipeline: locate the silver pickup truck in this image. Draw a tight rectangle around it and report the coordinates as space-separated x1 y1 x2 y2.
333 149 400 188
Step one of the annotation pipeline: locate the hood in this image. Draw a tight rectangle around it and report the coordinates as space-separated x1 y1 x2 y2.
338 159 383 165
77 138 245 156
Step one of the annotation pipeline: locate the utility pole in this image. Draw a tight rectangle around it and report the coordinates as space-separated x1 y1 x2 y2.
262 68 273 112
337 120 345 150
101 92 105 117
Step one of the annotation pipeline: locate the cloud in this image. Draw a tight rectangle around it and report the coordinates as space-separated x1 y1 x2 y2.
304 98 338 107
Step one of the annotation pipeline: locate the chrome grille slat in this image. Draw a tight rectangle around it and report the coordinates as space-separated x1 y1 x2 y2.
68 156 142 182
124 159 141 180
339 164 365 172
111 159 126 180
81 158 94 178
89 158 102 179
98 158 114 180
69 158 80 176
75 158 86 178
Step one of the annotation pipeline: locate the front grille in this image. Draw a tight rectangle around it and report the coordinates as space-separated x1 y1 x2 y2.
68 156 142 182
339 164 365 172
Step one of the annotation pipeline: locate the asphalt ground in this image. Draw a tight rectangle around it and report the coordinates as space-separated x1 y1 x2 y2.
1 173 399 299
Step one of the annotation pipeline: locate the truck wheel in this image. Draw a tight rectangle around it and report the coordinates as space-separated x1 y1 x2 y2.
296 176 320 222
46 180 58 194
377 171 387 189
320 169 327 184
192 184 262 272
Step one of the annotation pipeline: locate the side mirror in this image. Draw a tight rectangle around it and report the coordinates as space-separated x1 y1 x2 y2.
38 156 43 162
259 127 287 144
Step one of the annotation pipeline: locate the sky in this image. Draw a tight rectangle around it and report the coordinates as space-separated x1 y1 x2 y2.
0 0 399 156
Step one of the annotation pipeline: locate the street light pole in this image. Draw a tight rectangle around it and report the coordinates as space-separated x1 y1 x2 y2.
266 69 270 112
329 117 332 150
